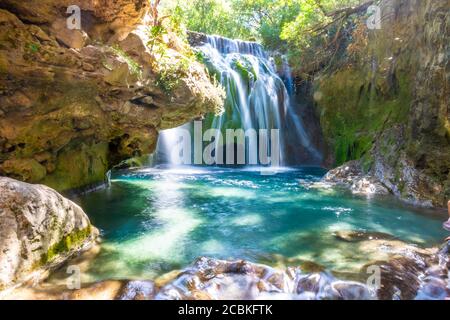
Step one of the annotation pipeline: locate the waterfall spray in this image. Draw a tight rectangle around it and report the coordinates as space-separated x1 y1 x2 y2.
155 35 321 167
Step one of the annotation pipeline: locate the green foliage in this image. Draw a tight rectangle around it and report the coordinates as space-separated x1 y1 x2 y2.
148 24 167 51
155 56 190 94
143 3 200 94
149 31 193 94
163 0 254 41
232 0 302 49
195 50 205 63
110 45 142 76
162 0 367 58
162 0 303 49
231 57 258 85
317 68 412 166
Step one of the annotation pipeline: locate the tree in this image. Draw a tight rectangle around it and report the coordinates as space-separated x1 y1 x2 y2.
163 0 254 40
280 0 375 72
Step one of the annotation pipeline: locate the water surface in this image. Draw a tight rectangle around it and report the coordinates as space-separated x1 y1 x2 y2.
70 166 447 283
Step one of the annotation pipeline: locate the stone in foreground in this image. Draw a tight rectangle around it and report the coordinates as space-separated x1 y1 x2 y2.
0 177 98 291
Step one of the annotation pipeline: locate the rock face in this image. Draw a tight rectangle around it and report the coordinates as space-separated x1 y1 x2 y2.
0 0 149 42
155 257 375 300
0 1 224 193
310 0 449 207
0 177 98 291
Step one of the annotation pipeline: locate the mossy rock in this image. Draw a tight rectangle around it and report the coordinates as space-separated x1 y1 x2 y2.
42 142 109 193
0 158 47 182
40 225 93 266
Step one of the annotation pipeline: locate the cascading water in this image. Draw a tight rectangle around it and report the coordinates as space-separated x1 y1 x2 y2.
155 35 321 166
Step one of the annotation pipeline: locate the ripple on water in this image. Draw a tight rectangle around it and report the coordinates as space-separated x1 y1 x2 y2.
67 166 447 283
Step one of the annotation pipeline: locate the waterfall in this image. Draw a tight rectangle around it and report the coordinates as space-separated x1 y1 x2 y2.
154 123 192 165
105 169 112 188
155 35 320 167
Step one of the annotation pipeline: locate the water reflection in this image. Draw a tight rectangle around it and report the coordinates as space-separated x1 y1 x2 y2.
69 166 446 283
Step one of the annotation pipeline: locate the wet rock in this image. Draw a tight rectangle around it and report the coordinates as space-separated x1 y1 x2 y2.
415 276 449 300
4 252 449 300
360 242 450 301
328 281 374 300
257 253 326 273
0 177 98 291
0 5 225 192
295 272 333 297
119 281 155 300
324 160 389 196
334 230 396 242
156 257 375 300
362 257 424 300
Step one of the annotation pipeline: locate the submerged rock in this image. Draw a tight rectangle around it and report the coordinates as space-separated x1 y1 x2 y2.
0 177 98 292
360 242 450 300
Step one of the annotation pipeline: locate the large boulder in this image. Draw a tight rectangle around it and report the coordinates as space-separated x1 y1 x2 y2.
0 177 98 291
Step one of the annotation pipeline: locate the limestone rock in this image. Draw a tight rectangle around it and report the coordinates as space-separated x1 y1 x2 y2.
324 160 389 196
313 0 450 207
0 177 98 291
0 5 225 193
0 0 149 42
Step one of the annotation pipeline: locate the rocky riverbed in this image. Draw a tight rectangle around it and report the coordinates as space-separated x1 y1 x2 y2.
2 245 449 300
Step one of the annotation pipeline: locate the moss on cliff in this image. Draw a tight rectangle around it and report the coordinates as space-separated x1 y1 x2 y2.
42 142 109 193
316 67 412 168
